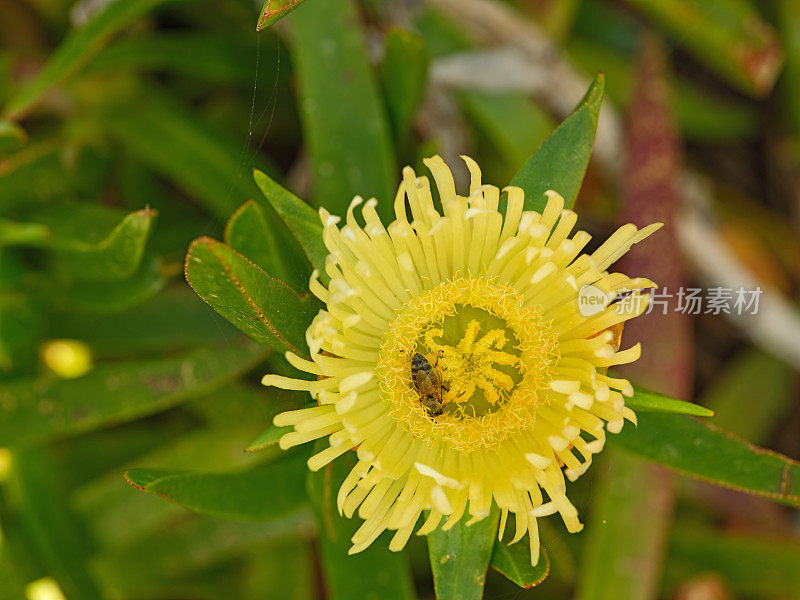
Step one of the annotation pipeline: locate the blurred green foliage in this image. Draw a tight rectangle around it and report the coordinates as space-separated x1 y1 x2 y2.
1 0 799 599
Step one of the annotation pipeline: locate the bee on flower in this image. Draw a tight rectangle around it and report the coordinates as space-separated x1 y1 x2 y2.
262 155 660 565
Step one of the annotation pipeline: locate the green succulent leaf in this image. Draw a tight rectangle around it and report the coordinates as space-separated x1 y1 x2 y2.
257 0 308 31
610 412 800 508
288 0 397 220
628 386 715 417
124 452 309 521
225 200 310 292
185 237 319 355
491 541 550 589
253 169 329 281
56 208 156 281
428 505 500 600
245 424 290 452
510 73 605 211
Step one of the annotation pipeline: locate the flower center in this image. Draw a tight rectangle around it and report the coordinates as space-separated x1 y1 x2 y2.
423 315 521 414
376 277 559 452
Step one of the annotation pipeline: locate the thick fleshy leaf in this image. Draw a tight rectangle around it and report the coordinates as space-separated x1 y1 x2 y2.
185 237 318 355
124 452 309 521
0 341 267 446
253 169 328 280
225 200 310 292
510 74 604 211
288 0 397 220
257 0 308 30
5 447 105 600
245 424 290 452
57 208 156 280
380 28 430 142
307 449 415 600
428 505 500 600
2 0 171 121
490 541 550 589
610 412 800 508
628 386 713 417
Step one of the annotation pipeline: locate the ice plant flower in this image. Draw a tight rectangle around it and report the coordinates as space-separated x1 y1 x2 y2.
263 156 660 564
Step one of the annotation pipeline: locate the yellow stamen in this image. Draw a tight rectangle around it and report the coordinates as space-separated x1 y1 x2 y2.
376 277 559 453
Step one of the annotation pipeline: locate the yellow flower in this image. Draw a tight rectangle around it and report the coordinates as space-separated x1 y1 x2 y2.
263 156 660 565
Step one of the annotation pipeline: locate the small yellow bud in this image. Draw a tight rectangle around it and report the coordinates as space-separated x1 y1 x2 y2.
40 340 93 379
25 578 67 600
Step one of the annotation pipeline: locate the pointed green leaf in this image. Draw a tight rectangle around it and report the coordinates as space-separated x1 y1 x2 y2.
225 200 310 292
58 208 156 280
610 412 800 508
257 0 308 30
125 452 309 521
245 424 290 452
491 542 550 589
253 169 328 280
510 74 605 211
2 0 173 121
428 505 500 600
380 29 430 142
307 448 415 600
185 237 318 355
628 386 714 417
0 341 267 446
288 0 397 220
